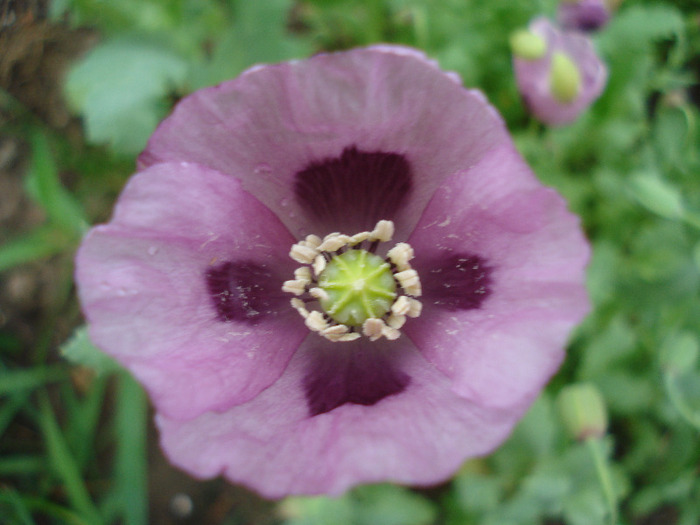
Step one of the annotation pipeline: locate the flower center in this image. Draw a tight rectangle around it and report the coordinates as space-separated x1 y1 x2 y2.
282 220 423 342
317 249 396 326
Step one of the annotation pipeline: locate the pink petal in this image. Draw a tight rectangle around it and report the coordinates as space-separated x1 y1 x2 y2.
156 337 518 498
139 46 509 238
76 162 307 420
406 143 590 408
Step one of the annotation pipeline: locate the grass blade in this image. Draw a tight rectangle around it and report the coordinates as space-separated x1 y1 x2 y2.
114 372 148 525
38 393 102 524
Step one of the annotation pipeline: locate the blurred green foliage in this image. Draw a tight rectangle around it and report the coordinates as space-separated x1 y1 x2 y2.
1 0 699 524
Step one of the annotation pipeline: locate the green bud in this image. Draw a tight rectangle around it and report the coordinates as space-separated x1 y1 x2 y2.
557 383 608 441
549 51 581 103
510 30 547 60
318 249 397 326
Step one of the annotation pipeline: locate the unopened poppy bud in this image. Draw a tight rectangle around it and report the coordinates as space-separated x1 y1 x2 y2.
512 17 607 125
557 383 608 440
509 30 547 60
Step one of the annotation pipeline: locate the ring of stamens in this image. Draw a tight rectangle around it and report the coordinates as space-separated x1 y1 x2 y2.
283 220 423 342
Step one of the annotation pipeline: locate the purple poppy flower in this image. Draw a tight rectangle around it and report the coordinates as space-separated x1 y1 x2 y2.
512 17 607 126
76 46 590 498
558 0 610 32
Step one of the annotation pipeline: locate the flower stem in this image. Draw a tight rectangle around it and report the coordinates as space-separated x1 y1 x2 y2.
585 436 618 525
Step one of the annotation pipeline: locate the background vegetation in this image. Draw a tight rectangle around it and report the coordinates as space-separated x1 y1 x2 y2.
1 0 699 523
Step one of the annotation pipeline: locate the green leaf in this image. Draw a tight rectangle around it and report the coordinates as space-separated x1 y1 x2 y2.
281 495 354 525
353 485 436 525
453 471 503 516
60 326 121 375
191 0 310 88
0 367 67 396
629 172 684 221
0 225 72 273
0 455 46 475
65 37 188 155
660 332 699 374
25 132 88 235
281 485 435 525
600 5 684 55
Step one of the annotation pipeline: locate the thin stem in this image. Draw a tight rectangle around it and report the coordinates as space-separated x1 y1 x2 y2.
585 437 618 525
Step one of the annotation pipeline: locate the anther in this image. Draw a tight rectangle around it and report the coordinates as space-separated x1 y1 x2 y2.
349 231 371 245
313 255 326 277
362 318 386 341
309 287 329 302
369 220 394 242
387 243 414 271
318 233 351 252
386 313 406 329
394 269 422 296
294 266 312 283
302 234 322 249
282 279 307 296
391 295 410 316
382 325 401 340
405 297 422 318
305 311 328 332
322 324 350 336
290 244 318 264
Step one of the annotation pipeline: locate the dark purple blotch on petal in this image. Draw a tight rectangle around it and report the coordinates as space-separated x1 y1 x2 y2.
205 261 282 324
303 345 410 417
422 253 492 311
294 146 412 232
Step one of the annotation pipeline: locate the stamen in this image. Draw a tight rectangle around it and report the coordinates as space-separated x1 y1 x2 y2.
302 234 322 249
313 255 327 277
394 269 422 297
309 287 330 302
283 219 423 342
294 266 312 283
290 244 319 265
290 298 309 318
386 313 406 329
387 243 414 271
405 297 423 318
318 233 352 252
382 325 401 341
391 295 410 315
362 318 386 341
349 231 371 245
305 311 328 332
321 324 350 336
282 279 307 296
370 220 394 242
